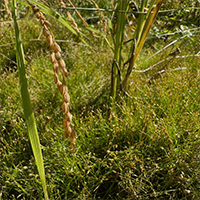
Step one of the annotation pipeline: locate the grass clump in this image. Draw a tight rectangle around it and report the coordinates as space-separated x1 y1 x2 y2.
1 2 200 199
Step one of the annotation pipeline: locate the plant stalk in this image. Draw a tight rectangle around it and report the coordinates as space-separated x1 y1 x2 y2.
111 0 128 100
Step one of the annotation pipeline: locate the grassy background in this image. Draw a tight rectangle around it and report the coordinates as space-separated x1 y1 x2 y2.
1 1 200 199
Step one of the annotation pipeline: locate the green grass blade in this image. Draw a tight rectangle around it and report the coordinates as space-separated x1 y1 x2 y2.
134 0 149 46
134 0 164 61
11 1 49 199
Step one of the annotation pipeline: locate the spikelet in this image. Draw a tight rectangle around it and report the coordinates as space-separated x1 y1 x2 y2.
28 1 76 152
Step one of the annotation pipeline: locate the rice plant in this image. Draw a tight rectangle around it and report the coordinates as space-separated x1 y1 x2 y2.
110 0 164 100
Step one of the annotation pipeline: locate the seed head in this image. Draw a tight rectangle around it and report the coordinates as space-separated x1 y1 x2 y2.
28 1 76 152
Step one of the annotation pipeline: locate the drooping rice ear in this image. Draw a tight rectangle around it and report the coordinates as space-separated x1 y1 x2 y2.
28 1 76 152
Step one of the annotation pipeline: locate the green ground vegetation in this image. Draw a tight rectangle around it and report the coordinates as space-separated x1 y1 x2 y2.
0 1 200 199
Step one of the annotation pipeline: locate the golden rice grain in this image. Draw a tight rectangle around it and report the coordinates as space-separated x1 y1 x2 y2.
40 18 45 26
35 11 41 19
58 58 66 69
46 35 53 46
53 62 59 73
71 128 76 137
62 68 68 78
65 112 72 122
50 52 55 63
50 42 61 53
63 120 71 130
62 102 69 113
43 24 49 31
39 12 44 20
44 20 51 27
62 83 68 94
43 28 50 37
60 83 68 95
55 52 61 60
63 92 70 103
57 80 62 92
69 136 75 144
54 74 58 84
64 129 70 138
63 119 68 128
